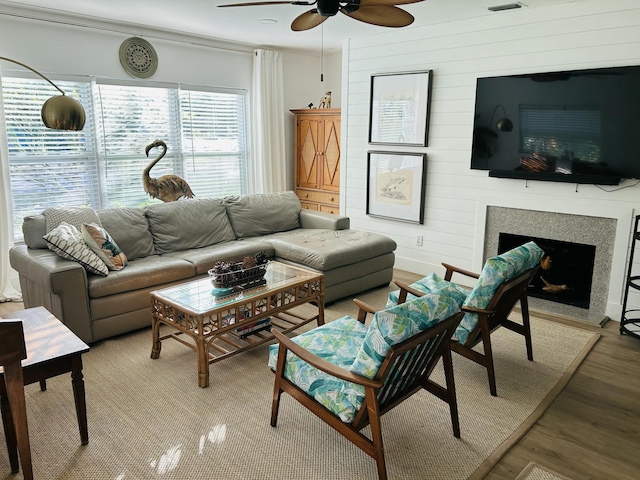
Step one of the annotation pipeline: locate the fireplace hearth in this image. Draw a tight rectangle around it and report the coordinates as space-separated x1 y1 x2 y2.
499 233 596 309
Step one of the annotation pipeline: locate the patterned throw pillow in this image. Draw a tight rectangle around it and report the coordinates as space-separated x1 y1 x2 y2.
42 207 101 233
43 222 108 276
81 223 128 271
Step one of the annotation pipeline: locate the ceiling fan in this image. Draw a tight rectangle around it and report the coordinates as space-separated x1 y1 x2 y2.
217 0 424 31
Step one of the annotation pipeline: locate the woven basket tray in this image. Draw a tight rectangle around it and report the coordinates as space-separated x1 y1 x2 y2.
208 262 268 289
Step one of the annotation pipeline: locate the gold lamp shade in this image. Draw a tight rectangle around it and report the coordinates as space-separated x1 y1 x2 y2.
0 56 86 131
41 95 86 131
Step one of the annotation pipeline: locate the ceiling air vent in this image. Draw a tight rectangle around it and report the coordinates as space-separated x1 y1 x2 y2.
488 3 524 12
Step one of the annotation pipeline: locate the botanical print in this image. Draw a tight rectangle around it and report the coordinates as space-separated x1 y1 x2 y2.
376 168 414 205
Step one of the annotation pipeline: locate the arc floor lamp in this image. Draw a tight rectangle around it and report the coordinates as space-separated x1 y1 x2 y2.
0 56 85 131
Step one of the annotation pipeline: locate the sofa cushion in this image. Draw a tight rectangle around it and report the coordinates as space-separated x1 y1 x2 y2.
223 191 301 238
267 315 369 423
264 229 397 271
42 207 101 233
81 223 128 271
145 198 236 254
163 240 274 275
87 255 196 298
21 215 48 249
43 222 109 276
98 207 156 260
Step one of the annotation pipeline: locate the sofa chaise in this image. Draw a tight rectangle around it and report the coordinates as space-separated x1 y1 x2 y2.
9 191 396 344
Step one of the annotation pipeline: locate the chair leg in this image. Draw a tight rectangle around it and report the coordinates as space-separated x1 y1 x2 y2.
365 388 387 480
520 296 534 361
270 348 288 428
270 384 282 428
442 347 460 438
478 318 497 397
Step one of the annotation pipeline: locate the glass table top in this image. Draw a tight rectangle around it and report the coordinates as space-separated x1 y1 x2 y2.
152 262 321 315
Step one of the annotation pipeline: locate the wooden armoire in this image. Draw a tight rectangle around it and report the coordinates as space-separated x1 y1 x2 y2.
291 108 340 214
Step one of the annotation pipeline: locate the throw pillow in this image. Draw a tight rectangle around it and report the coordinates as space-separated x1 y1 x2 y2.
81 223 128 271
42 207 101 233
43 222 108 276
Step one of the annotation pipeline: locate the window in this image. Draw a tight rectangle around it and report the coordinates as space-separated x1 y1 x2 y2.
519 105 602 164
2 76 249 242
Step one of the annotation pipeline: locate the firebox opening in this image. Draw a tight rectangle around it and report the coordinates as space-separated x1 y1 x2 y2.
498 233 596 309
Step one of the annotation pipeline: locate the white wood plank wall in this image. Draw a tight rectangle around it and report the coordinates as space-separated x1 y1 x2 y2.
340 0 640 319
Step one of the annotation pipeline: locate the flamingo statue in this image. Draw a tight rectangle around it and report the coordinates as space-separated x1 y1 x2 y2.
143 140 195 202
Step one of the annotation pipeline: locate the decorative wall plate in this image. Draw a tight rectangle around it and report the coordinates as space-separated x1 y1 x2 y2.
119 37 158 78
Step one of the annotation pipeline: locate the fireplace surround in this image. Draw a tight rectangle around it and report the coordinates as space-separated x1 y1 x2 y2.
475 197 633 325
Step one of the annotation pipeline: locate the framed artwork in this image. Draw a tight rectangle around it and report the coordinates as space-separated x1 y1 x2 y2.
366 151 427 224
368 70 433 146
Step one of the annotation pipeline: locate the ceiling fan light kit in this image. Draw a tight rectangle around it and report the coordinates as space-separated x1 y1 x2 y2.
219 0 423 31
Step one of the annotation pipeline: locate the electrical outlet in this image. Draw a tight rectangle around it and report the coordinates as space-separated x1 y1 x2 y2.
416 234 423 246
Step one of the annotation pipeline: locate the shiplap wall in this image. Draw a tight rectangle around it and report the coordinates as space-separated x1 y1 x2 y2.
341 0 640 319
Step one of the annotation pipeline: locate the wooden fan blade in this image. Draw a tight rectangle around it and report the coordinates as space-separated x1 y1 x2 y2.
291 10 329 31
218 1 312 7
353 0 423 6
341 5 414 27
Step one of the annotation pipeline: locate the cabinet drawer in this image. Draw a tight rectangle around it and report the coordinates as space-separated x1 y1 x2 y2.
300 201 319 211
320 204 339 215
296 189 338 206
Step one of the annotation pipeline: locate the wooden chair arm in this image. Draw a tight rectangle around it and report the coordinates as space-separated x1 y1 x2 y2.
393 280 426 303
461 305 495 315
271 329 382 388
442 262 480 281
353 298 376 323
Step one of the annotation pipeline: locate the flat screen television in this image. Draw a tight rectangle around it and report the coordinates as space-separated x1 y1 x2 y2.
470 65 640 185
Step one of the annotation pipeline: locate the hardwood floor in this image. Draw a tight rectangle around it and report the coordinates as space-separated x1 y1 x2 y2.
2 273 639 479
486 320 640 480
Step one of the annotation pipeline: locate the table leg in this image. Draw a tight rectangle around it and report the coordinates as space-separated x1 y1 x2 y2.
317 293 325 326
0 393 19 473
150 316 162 360
70 355 89 445
197 335 209 388
3 362 33 479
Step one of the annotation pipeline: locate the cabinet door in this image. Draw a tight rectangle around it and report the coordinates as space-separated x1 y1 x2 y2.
296 117 321 189
321 117 340 192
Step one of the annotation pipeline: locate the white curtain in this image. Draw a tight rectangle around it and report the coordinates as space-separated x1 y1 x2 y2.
0 67 21 301
251 49 286 193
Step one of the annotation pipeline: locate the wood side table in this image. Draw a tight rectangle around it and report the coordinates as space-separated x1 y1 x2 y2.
0 307 90 473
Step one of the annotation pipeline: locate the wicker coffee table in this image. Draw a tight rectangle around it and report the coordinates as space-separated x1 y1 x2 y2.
150 261 324 387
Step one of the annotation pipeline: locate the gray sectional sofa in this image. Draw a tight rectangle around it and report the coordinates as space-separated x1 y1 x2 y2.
9 192 396 344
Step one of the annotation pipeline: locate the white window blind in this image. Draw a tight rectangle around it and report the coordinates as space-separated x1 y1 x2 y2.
3 77 98 227
95 83 182 208
179 88 249 198
2 77 249 242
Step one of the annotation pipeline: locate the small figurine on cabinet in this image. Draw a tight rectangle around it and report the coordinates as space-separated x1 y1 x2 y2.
318 91 332 109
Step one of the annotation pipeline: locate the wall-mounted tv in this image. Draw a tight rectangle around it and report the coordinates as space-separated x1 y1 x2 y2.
471 65 640 185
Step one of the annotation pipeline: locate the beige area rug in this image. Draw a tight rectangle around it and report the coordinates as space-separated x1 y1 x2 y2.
0 286 599 480
515 461 574 480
